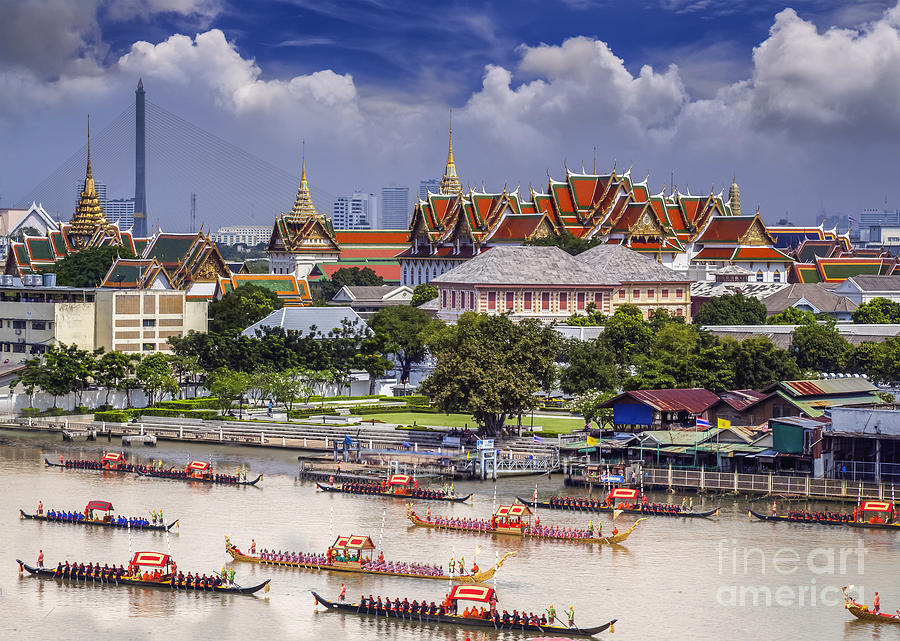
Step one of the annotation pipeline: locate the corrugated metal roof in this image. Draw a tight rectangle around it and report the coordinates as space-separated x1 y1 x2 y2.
779 378 877 397
617 388 721 413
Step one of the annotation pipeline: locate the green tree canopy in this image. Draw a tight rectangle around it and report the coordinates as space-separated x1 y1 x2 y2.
369 305 439 383
572 389 614 429
209 283 284 334
767 307 820 325
316 267 385 302
789 321 851 373
852 297 900 324
693 293 766 326
722 336 801 389
206 367 253 416
565 301 605 326
601 304 653 366
627 324 734 392
53 245 135 287
410 283 438 307
420 313 561 435
136 353 179 406
559 337 618 395
96 351 139 405
523 228 602 255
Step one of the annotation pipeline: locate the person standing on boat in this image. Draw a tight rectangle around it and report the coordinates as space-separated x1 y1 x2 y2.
547 604 556 623
339 583 346 602
874 592 881 614
37 500 43 515
567 605 576 627
250 539 256 554
37 550 44 568
448 556 455 574
228 567 235 585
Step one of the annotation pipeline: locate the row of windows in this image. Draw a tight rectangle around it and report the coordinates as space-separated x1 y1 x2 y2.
442 290 606 313
2 320 48 330
617 288 684 300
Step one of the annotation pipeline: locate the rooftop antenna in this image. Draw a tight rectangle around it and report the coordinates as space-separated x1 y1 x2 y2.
593 146 597 174
190 192 197 233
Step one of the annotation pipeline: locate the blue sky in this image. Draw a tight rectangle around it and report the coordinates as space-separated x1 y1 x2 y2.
1 0 899 228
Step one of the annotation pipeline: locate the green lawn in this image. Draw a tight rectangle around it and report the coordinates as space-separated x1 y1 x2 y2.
352 411 584 435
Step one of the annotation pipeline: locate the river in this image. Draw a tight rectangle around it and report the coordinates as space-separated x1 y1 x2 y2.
1 428 895 640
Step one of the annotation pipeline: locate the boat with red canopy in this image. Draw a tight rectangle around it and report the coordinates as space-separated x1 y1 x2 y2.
407 504 644 545
316 474 470 502
46 454 261 486
17 550 270 595
225 535 513 583
520 488 719 519
312 583 616 636
750 500 900 530
20 499 178 531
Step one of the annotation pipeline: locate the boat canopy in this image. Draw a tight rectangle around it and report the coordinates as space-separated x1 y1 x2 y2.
331 535 375 550
609 488 640 499
449 585 495 603
387 474 411 486
131 551 170 568
86 500 113 511
102 452 123 462
495 505 531 517
187 461 211 471
861 501 894 513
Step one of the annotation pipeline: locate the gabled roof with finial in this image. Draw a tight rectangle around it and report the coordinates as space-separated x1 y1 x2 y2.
289 140 320 218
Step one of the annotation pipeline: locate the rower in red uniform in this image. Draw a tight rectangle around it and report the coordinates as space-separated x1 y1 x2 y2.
37 550 44 568
874 592 881 614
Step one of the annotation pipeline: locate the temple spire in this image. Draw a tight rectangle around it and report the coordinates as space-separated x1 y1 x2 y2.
439 110 461 195
289 140 319 218
69 115 109 247
729 175 741 216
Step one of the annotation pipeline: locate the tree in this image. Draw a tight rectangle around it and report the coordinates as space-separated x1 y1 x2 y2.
168 354 202 398
789 321 851 373
40 344 96 408
411 283 438 307
13 356 46 408
206 367 253 418
627 324 734 392
369 305 438 383
648 308 685 331
847 341 884 381
852 297 900 324
693 293 766 326
136 354 178 406
54 245 135 287
259 368 308 414
524 228 602 255
573 390 614 429
565 301 605 326
209 283 283 334
96 351 138 405
722 337 801 389
601 305 652 366
420 313 560 435
559 338 618 395
767 307 820 325
316 267 384 302
355 334 394 394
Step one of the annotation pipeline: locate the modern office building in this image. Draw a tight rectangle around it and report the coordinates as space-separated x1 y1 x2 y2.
105 198 135 228
212 225 272 247
380 184 410 229
418 178 441 201
332 192 377 230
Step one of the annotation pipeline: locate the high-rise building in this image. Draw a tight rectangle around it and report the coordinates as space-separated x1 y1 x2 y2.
380 184 409 229
332 192 377 229
105 198 135 229
212 225 271 246
418 178 440 202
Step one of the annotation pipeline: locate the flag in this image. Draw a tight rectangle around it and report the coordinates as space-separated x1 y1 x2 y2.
717 418 731 429
613 509 623 521
343 435 354 446
586 435 599 446
533 435 544 443
695 417 710 429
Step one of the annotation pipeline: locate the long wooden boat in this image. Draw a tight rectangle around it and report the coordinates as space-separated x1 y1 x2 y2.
225 535 512 583
316 482 470 503
407 506 644 545
17 559 269 595
843 587 900 623
46 456 261 486
136 467 262 486
312 590 616 637
20 509 178 532
518 496 718 519
749 508 900 531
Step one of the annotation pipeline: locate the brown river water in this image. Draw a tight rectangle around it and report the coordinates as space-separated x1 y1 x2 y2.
1 428 897 640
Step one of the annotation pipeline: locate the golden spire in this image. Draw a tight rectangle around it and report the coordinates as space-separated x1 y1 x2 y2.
728 175 741 216
69 115 109 247
289 140 319 218
439 110 461 195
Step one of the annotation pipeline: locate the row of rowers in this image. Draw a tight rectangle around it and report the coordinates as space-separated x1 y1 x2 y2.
257 546 447 577
355 592 573 627
427 510 618 539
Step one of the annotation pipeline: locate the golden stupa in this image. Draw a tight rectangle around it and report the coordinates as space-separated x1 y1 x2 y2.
69 117 111 247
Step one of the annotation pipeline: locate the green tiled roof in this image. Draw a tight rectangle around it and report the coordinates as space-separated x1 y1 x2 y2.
103 262 142 284
27 238 53 261
146 235 195 264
